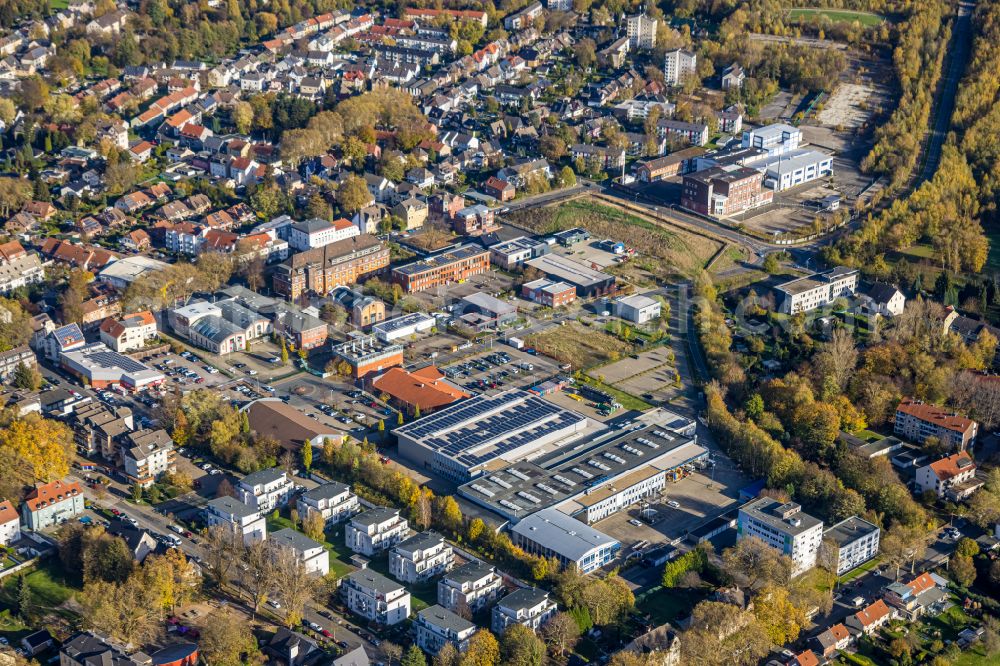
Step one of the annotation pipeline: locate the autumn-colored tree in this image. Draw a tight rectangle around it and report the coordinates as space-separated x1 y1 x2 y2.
302 511 325 543
462 629 500 666
499 624 545 666
200 608 262 666
0 414 73 482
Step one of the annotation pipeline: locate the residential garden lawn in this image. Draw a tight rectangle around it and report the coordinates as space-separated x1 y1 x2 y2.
953 644 1000 665
363 555 435 612
921 604 974 643
0 560 77 609
786 7 886 26
266 514 355 579
838 556 881 585
633 585 704 626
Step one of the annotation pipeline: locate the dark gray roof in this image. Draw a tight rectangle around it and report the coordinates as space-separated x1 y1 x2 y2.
302 481 350 502
207 495 258 519
824 516 880 548
499 586 550 611
351 506 400 527
394 530 445 553
346 568 404 594
240 467 286 488
867 282 902 305
271 527 323 553
444 560 496 585
418 605 474 633
332 646 370 666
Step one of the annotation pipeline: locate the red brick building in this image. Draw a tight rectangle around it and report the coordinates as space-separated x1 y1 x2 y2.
681 165 772 217
483 176 515 202
333 334 404 379
391 244 490 293
521 278 577 307
272 234 389 301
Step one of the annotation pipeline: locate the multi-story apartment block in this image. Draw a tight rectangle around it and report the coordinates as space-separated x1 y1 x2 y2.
0 499 21 545
270 527 330 576
341 569 411 625
415 605 477 654
237 467 294 513
98 311 158 353
491 587 558 634
773 266 859 314
288 218 359 251
391 245 490 293
0 345 37 384
916 452 980 500
389 531 454 584
681 165 773 217
205 495 266 544
272 234 390 301
438 561 504 613
21 480 85 530
626 13 658 49
737 498 823 576
663 48 696 85
122 428 175 487
823 516 881 576
895 398 978 450
296 482 359 525
345 507 410 556
0 241 45 295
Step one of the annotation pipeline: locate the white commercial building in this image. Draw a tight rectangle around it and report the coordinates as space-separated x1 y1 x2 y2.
341 569 411 625
774 266 859 314
741 123 802 157
288 218 359 251
270 527 330 576
98 311 158 353
437 561 504 613
510 508 620 574
372 312 436 343
205 496 266 544
763 149 833 191
614 294 661 324
415 605 477 654
737 498 823 576
824 516 881 576
296 482 359 525
663 48 696 85
491 587 558 634
345 507 410 556
237 467 295 513
389 531 454 584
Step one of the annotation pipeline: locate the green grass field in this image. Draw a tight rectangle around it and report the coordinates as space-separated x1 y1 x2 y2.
787 7 885 26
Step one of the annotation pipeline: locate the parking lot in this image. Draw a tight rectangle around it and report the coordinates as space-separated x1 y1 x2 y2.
440 348 562 394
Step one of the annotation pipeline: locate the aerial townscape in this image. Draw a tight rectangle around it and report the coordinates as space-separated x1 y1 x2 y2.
1 0 1000 664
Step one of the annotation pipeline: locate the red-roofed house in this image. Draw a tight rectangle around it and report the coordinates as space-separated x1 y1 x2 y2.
790 650 819 666
128 140 156 162
121 229 151 252
371 366 469 416
0 499 20 545
916 452 981 500
846 599 895 636
482 176 515 202
21 480 85 530
895 398 977 450
99 311 157 353
813 623 852 658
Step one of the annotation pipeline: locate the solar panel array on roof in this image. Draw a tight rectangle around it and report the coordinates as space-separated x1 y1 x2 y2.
88 350 149 373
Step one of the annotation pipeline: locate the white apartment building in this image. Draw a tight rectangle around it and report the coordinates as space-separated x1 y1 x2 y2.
737 498 823 576
341 569 411 625
626 14 658 49
345 507 410 556
774 266 859 314
270 527 330 576
438 561 504 613
491 587 558 634
237 467 294 513
0 500 21 546
122 429 175 487
741 123 802 157
389 531 454 584
415 605 477 654
296 481 359 525
824 516 881 576
205 496 266 544
916 452 980 500
288 217 359 251
98 311 158 353
663 48 696 85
